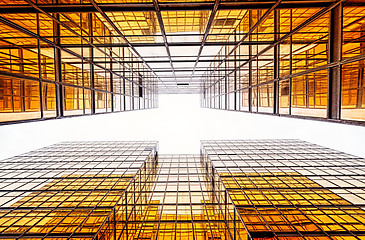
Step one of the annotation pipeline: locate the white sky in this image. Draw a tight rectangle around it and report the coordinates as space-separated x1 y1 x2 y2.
1 94 365 160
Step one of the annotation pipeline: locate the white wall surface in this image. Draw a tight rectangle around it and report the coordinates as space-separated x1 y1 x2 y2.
0 94 364 160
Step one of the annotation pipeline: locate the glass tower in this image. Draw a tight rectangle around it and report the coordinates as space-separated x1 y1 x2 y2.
1 140 365 240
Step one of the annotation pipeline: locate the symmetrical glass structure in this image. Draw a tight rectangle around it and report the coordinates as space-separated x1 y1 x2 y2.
0 0 364 125
1 140 365 240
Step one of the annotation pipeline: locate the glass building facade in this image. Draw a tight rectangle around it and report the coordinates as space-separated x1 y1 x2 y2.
1 140 365 240
0 0 364 125
0 141 158 240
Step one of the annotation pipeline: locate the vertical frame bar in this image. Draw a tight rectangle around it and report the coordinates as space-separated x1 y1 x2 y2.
53 11 63 117
273 9 280 114
327 4 342 120
248 10 253 113
36 13 44 119
89 13 96 114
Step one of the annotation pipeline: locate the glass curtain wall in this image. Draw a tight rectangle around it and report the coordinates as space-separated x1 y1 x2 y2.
0 6 158 123
201 4 365 124
201 139 365 240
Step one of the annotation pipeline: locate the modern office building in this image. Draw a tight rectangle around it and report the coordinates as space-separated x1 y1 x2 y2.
0 1 364 239
1 140 365 240
0 0 364 125
0 141 159 240
201 139 365 240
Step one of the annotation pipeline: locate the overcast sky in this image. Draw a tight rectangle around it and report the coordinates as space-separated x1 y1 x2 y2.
1 94 365 160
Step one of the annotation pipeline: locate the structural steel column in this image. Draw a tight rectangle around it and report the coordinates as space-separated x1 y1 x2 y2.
53 13 63 117
110 49 114 112
36 13 44 119
224 46 229 110
89 13 96 114
122 48 126 111
356 25 365 108
248 10 253 112
273 10 280 115
234 30 237 111
327 4 342 120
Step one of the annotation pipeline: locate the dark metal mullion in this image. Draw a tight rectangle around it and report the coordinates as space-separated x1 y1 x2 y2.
327 3 342 120
57 40 276 48
31 57 307 64
196 166 215 240
89 13 96 114
110 48 114 112
174 163 178 240
0 32 331 40
122 47 126 111
225 45 228 110
289 9 293 115
53 12 63 118
149 167 165 240
234 30 237 111
186 158 195 240
248 10 253 113
36 13 44 119
80 15 85 115
273 9 280 115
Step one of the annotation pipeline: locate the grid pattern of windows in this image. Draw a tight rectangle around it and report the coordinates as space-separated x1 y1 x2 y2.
200 5 365 124
126 155 237 240
2 140 365 239
201 139 365 240
0 141 158 240
0 6 158 123
0 1 364 125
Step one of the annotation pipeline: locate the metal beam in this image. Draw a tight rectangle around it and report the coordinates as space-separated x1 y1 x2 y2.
1 40 347 49
0 1 342 14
